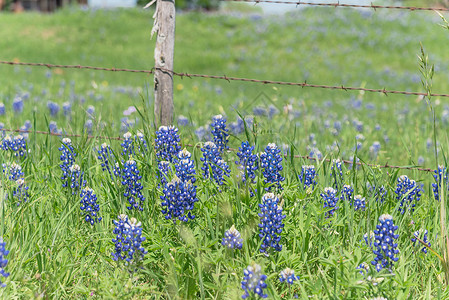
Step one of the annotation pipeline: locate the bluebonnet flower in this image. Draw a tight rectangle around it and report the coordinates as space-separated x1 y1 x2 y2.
97 143 118 179
309 147 322 160
62 102 71 117
395 175 422 214
177 115 189 126
368 183 387 203
80 187 102 225
229 117 245 135
47 101 60 116
2 162 24 181
201 142 230 186
432 165 449 201
0 123 4 138
356 262 370 275
194 126 207 141
121 132 134 157
157 161 171 187
258 193 285 253
253 106 267 116
160 176 198 223
175 149 196 183
331 159 343 187
84 120 93 134
155 126 181 163
222 225 243 249
370 141 381 158
12 135 27 157
111 215 147 263
321 187 339 217
210 115 229 154
59 138 76 188
0 238 9 287
334 121 341 132
363 231 375 248
299 165 317 190
236 141 258 185
353 195 366 211
86 105 95 119
121 160 145 211
0 103 4 115
69 164 86 195
12 96 23 113
241 263 268 299
418 156 425 165
21 120 31 131
348 156 360 170
13 178 29 205
49 121 59 134
411 229 430 254
260 143 284 192
375 124 381 131
279 268 299 285
340 184 353 201
268 104 279 119
371 214 399 272
135 131 147 154
0 136 12 151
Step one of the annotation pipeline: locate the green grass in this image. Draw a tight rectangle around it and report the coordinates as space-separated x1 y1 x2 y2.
0 5 448 299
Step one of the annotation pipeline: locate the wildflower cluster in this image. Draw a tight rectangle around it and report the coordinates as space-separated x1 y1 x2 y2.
0 238 9 287
260 143 284 191
121 132 134 157
111 215 147 263
2 162 29 204
222 225 243 250
69 164 86 195
155 126 181 163
411 229 430 254
395 175 422 214
1 135 27 157
321 187 339 217
201 141 230 186
210 114 229 154
340 184 353 201
175 149 196 183
371 214 399 272
160 176 198 223
59 138 76 188
80 188 102 225
241 263 268 299
157 160 171 187
279 268 299 285
236 141 258 185
353 195 366 211
258 193 285 253
97 143 119 180
121 160 145 211
299 165 317 190
432 165 449 201
331 159 343 187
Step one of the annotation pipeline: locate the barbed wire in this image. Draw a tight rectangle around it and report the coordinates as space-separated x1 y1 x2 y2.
221 0 449 12
2 61 448 98
0 128 435 173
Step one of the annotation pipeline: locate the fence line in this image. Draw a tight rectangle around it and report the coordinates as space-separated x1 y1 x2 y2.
221 0 449 12
0 128 435 173
1 60 449 98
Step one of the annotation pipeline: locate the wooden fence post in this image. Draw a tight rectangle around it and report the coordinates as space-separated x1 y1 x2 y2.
153 0 175 127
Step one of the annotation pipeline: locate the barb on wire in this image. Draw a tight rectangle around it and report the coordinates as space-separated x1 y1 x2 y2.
2 60 449 98
220 0 449 12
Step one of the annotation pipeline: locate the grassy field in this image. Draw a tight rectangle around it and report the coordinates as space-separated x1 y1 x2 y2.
0 4 448 299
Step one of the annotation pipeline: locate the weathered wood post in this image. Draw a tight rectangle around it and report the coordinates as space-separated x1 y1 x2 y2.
153 0 175 127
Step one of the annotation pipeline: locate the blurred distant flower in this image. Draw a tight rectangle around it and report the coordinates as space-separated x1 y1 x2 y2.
0 103 4 115
63 102 71 117
86 105 95 119
177 115 189 126
123 106 137 116
47 101 60 117
12 96 24 113
0 238 10 287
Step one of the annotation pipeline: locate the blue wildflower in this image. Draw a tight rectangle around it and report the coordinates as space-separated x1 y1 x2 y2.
331 159 343 188
299 165 317 190
2 162 24 181
97 143 119 180
229 117 245 135
356 262 370 276
177 115 189 126
135 131 147 154
0 238 9 287
395 175 422 214
210 114 229 154
432 165 449 201
222 225 243 250
80 187 102 225
321 187 339 218
157 161 171 187
411 229 430 254
0 103 4 115
63 102 71 117
236 141 258 185
260 143 284 192
279 268 299 285
111 215 147 263
13 178 29 205
59 138 76 188
258 193 285 253
175 149 196 183
160 176 198 223
241 263 268 299
201 141 230 186
309 147 322 160
69 164 86 195
353 195 366 211
121 159 145 211
121 132 134 157
12 96 23 113
86 105 95 119
47 101 60 116
155 126 181 163
340 184 353 201
371 214 399 272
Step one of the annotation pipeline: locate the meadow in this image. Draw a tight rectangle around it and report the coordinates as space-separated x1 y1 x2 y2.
0 4 449 299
